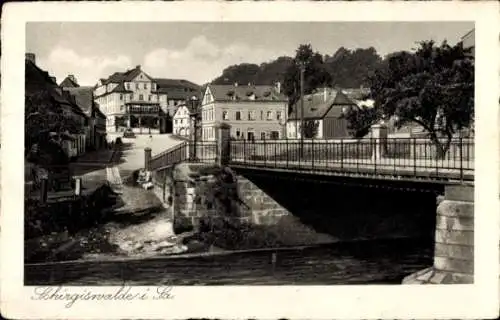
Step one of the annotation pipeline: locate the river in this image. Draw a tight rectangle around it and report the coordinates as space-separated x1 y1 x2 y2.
25 237 433 285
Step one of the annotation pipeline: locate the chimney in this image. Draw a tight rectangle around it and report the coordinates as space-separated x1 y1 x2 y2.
25 53 36 64
275 81 281 94
68 74 77 84
50 76 57 84
136 65 141 69
234 82 238 87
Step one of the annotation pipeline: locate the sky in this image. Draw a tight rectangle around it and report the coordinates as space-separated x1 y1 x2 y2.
26 22 473 86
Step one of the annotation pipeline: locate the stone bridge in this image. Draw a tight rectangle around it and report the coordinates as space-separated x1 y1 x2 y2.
145 123 474 285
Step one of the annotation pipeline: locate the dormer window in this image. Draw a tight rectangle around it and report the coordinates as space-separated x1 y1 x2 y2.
126 83 130 90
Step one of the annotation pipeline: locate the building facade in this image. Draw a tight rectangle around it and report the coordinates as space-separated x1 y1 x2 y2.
200 83 288 141
93 65 200 135
287 88 356 139
60 75 107 150
172 104 191 137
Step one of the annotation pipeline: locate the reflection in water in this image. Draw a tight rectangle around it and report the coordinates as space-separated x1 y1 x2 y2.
25 237 433 285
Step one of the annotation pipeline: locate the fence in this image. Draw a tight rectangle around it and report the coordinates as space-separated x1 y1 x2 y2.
229 137 474 181
149 141 218 172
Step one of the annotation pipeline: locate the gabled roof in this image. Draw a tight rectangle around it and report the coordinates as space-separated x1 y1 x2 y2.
288 88 356 120
173 104 190 118
25 59 87 118
100 65 153 85
63 86 94 116
206 84 287 103
59 76 79 88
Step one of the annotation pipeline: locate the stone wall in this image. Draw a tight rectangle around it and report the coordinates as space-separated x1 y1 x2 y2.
402 185 474 284
151 162 335 249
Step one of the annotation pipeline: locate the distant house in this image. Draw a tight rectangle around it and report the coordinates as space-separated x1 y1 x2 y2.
172 104 191 137
200 82 287 141
61 78 107 150
287 88 357 139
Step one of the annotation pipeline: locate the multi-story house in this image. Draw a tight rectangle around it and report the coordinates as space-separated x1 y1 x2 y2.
93 65 200 135
172 104 192 137
60 75 107 150
200 83 288 141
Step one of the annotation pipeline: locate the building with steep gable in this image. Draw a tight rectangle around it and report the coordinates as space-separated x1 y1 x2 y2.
93 65 200 134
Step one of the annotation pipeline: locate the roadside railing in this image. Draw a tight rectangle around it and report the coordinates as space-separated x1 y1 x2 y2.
149 142 189 171
229 138 474 182
148 140 218 172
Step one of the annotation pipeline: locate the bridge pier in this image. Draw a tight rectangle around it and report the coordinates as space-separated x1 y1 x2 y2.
403 184 474 284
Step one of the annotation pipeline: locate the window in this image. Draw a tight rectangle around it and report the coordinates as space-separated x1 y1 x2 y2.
148 95 152 101
144 83 147 89
248 111 255 120
222 111 228 120
260 110 264 120
175 120 178 124
271 131 280 139
236 111 241 120
276 111 282 121
261 132 266 140
267 111 273 120
180 119 183 124
236 130 241 138
120 94 123 101
136 83 139 89
126 83 130 90
247 131 255 141
139 94 144 100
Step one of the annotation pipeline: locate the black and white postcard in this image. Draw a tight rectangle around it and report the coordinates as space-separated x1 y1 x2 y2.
1 1 499 319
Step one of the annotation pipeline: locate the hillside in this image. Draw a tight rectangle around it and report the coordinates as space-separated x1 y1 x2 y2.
209 47 384 90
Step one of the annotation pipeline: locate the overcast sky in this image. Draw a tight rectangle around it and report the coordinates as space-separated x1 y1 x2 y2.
26 22 473 86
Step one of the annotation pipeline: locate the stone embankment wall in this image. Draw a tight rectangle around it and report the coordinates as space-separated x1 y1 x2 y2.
403 185 474 284
151 162 335 249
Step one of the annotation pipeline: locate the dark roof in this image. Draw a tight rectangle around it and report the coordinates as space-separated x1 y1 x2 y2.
100 65 152 85
59 76 79 88
288 89 356 120
97 66 201 100
63 86 94 116
207 84 287 102
25 59 87 118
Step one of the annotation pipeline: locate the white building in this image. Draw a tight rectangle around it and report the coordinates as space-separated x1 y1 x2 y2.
200 83 288 141
173 104 191 137
92 65 200 135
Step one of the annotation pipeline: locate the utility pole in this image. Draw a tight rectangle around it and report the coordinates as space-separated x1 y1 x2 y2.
299 63 305 157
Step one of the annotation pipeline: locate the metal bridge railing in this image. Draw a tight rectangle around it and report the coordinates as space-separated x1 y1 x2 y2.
228 138 474 182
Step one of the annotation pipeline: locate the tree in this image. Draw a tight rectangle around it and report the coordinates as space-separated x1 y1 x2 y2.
25 90 82 150
283 44 332 113
342 105 379 138
367 40 474 157
301 120 320 139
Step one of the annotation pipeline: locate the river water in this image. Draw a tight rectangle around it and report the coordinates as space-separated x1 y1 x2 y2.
25 237 433 285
